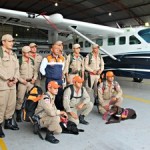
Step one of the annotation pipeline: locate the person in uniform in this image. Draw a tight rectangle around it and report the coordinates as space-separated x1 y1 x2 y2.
0 34 19 138
40 44 65 110
29 43 43 87
85 44 104 103
98 71 123 115
53 40 67 88
16 46 38 122
65 44 84 84
63 76 93 125
35 81 67 144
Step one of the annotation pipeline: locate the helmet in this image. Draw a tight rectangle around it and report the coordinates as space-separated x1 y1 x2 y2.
106 71 114 77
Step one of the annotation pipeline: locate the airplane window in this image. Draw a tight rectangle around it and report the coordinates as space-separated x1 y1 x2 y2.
108 38 115 46
63 44 68 50
69 43 72 49
129 35 141 45
85 41 91 47
119 36 126 45
79 42 83 48
96 39 103 46
138 28 150 43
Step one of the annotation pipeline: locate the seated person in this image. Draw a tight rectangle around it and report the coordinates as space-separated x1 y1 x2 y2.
35 81 67 144
98 71 123 116
63 76 93 125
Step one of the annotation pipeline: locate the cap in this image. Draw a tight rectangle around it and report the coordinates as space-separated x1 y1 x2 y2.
29 43 37 47
47 81 60 89
1 34 14 41
54 41 63 45
73 76 84 83
106 71 114 77
72 44 80 49
92 44 99 49
22 46 31 53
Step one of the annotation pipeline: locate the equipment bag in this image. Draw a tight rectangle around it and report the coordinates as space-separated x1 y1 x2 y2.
22 86 43 122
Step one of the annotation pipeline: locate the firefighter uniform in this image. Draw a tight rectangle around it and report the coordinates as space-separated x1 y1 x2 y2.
0 38 19 123
35 91 62 134
85 44 104 102
29 43 43 87
63 76 93 125
0 34 20 136
65 44 84 84
16 46 38 111
98 80 123 115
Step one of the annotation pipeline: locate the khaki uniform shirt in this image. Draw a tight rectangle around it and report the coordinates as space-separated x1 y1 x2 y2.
18 57 37 83
35 92 60 118
65 54 84 74
63 86 90 112
0 46 19 90
98 81 123 106
85 53 104 73
30 53 42 76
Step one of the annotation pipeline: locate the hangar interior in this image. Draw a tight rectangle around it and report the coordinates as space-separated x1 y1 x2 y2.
0 0 150 44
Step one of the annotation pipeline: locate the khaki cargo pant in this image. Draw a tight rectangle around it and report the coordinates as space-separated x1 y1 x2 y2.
86 74 100 103
16 82 34 110
0 89 16 123
68 101 93 125
40 116 62 134
98 97 123 115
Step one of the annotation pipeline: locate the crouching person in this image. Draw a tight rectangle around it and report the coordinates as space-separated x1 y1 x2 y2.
35 81 67 144
98 71 123 116
63 76 93 125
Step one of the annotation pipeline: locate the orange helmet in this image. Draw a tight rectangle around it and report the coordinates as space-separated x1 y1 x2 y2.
106 71 114 77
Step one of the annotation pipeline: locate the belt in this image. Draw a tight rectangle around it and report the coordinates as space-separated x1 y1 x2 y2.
26 79 32 82
89 72 95 75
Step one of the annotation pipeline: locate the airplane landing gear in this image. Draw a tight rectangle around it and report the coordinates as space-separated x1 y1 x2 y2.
133 78 143 83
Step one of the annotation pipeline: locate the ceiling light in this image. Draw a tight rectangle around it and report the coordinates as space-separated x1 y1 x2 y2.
15 34 18 37
27 28 29 31
145 22 149 27
55 2 58 6
108 12 112 16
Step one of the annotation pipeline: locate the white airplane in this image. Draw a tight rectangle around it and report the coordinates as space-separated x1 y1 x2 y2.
0 8 150 82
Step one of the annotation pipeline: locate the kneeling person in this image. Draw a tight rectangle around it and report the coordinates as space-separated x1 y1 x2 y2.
63 76 93 125
98 71 123 116
35 81 67 144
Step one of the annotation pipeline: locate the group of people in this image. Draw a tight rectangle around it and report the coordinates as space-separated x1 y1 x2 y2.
0 34 123 144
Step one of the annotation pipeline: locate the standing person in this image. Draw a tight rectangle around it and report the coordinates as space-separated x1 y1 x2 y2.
63 76 93 125
54 41 67 60
40 44 65 110
29 43 43 87
65 44 84 84
0 34 19 138
16 46 38 122
35 81 67 144
54 41 67 87
98 71 123 116
85 44 104 103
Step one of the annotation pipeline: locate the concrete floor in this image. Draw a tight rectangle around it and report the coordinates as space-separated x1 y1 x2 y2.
1 77 150 150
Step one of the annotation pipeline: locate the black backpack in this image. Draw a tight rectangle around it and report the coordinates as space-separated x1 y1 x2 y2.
22 86 43 122
63 84 84 100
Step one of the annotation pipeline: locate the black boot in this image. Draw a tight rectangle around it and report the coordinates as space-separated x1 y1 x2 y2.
16 110 22 122
79 115 89 125
0 124 5 138
45 130 59 144
4 119 19 130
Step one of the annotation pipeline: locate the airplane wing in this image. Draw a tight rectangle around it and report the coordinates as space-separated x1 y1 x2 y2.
0 8 124 37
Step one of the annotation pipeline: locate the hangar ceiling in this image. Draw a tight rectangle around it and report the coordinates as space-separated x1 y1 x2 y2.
0 0 150 27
